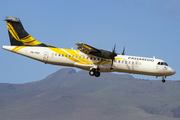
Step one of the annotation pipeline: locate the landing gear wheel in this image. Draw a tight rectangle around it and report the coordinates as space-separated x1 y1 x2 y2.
89 68 100 77
162 79 166 83
89 70 95 76
94 71 100 77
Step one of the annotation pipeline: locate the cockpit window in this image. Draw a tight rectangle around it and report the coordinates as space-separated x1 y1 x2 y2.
161 62 168 66
157 62 168 66
165 63 168 66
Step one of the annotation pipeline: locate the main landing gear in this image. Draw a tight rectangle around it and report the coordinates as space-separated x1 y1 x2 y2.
89 68 100 77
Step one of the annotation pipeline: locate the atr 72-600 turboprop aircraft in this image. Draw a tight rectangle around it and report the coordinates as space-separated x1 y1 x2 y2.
2 16 175 83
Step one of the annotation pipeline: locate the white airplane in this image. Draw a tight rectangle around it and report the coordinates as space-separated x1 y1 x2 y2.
2 16 175 83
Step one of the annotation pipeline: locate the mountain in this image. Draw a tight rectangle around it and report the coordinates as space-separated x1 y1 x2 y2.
0 68 180 120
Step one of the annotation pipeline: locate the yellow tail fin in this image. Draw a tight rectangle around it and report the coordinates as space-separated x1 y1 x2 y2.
5 16 42 46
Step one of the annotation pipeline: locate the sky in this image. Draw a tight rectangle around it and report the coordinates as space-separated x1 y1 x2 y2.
0 0 180 83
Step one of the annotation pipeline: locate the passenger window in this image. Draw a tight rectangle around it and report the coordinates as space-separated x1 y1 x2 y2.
118 60 120 63
90 57 92 60
62 54 64 57
94 58 96 60
132 61 134 64
69 55 71 57
59 54 61 56
65 55 67 57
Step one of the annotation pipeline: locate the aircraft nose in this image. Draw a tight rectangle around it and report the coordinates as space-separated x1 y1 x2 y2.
171 69 176 75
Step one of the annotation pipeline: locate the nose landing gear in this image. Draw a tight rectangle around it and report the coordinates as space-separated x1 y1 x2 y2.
161 76 166 83
162 79 166 83
156 76 166 83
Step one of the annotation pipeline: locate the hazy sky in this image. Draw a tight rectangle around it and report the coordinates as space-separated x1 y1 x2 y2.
1 0 180 83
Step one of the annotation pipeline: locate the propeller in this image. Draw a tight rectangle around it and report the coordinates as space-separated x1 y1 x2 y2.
122 46 125 55
110 44 117 69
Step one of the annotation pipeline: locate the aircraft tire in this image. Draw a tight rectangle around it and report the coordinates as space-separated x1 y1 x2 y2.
94 71 100 77
162 79 166 83
89 70 95 76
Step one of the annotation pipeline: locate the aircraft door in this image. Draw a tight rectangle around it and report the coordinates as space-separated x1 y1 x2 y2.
43 52 49 62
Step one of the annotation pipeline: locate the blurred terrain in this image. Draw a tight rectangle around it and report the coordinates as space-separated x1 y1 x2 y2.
0 68 180 120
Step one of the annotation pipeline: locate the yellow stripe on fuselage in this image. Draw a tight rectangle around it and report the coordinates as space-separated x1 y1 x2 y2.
65 49 93 64
48 47 80 63
48 47 123 65
11 46 26 52
9 46 124 66
49 47 90 64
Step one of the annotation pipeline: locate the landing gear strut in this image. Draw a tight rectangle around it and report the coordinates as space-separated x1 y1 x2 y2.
89 68 100 77
161 76 166 83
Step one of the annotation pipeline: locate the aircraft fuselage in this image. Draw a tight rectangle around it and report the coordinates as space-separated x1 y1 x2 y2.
3 46 175 77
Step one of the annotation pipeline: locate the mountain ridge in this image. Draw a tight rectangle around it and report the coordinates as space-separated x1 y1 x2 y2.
0 68 180 120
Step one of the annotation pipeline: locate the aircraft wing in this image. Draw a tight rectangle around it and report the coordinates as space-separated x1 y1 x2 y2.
75 43 101 54
76 43 117 60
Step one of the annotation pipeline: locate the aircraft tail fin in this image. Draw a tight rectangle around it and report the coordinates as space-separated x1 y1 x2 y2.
5 16 43 46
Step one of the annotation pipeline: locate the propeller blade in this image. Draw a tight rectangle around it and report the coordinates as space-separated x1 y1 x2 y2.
113 44 116 53
110 44 116 69
122 46 125 55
